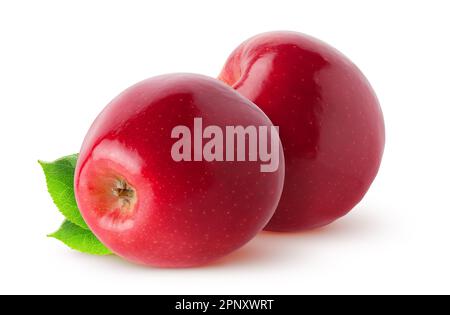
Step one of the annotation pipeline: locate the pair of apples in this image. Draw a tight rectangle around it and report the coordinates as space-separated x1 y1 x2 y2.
75 31 385 267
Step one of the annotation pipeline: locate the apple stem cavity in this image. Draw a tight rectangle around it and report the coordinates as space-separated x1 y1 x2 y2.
112 179 136 213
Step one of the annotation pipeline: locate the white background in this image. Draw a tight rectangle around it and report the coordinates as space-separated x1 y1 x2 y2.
1 0 449 295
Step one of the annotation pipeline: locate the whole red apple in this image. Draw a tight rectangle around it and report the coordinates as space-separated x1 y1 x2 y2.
74 74 284 267
220 32 385 231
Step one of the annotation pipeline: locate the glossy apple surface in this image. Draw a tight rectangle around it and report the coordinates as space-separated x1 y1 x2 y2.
74 74 284 267
220 32 385 231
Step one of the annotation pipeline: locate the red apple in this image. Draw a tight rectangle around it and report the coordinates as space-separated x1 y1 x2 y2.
74 74 285 267
220 32 385 231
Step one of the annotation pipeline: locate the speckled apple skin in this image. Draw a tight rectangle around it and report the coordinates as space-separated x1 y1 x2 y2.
74 74 284 267
220 32 385 231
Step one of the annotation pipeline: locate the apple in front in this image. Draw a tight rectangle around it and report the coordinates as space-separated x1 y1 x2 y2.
220 32 385 231
74 74 284 267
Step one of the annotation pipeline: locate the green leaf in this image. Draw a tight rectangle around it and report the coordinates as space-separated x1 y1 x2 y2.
39 154 89 230
49 220 112 256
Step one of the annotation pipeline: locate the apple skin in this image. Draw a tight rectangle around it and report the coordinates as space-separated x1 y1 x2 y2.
74 74 284 267
220 32 385 231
